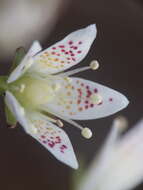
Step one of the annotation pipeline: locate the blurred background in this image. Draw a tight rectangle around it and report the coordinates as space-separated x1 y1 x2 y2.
0 0 143 189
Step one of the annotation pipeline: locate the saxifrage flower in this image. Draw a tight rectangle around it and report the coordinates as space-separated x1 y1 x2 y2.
0 24 129 169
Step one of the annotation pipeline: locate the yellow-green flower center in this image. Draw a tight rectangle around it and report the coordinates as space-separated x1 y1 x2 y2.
9 75 55 110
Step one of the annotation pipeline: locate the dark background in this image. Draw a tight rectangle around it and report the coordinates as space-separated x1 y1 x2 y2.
0 0 143 189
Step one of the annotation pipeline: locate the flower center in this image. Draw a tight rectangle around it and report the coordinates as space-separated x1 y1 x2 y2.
10 75 55 109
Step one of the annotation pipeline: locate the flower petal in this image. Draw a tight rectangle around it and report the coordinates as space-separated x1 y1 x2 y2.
29 24 97 74
46 77 129 120
5 91 30 132
29 113 78 169
7 41 42 83
5 91 78 169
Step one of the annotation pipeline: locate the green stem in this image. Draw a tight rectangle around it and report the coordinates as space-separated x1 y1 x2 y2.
0 76 8 94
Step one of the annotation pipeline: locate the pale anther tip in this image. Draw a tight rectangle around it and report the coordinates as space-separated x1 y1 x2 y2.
90 60 99 70
64 77 72 83
81 128 92 139
113 116 128 132
56 119 64 128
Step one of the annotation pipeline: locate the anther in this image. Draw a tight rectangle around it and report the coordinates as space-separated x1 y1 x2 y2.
30 124 38 134
113 116 128 132
23 58 33 70
90 60 99 70
81 128 92 139
90 94 102 104
19 84 26 93
56 119 64 127
64 77 72 83
20 107 25 116
52 83 61 91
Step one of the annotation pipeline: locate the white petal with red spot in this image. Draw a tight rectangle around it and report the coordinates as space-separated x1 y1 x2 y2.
7 41 42 83
5 91 78 169
29 24 97 74
28 113 79 169
46 77 129 120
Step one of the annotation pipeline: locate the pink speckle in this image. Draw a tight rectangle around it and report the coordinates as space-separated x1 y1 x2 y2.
85 100 89 104
71 53 75 56
78 41 82 44
65 52 69 54
68 41 73 45
52 47 56 50
94 88 98 93
86 85 89 89
90 104 94 108
59 45 65 48
57 53 60 56
61 49 65 52
73 46 78 50
72 58 76 61
48 141 55 148
55 136 61 144
85 105 88 109
41 135 45 139
43 140 47 144
51 52 55 55
77 50 82 54
109 98 113 102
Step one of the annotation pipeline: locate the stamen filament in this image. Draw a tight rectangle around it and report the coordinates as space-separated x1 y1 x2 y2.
58 60 99 77
41 106 83 130
58 66 90 77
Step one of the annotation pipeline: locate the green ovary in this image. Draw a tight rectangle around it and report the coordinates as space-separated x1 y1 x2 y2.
9 75 55 109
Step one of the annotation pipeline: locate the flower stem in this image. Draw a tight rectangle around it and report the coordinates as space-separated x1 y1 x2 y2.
0 76 8 95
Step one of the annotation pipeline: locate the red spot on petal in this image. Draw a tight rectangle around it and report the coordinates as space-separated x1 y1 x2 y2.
85 105 88 109
69 41 73 45
73 46 78 50
94 88 98 93
78 41 82 44
59 45 65 48
109 98 113 102
77 50 82 54
90 104 94 108
48 141 55 148
52 47 56 50
98 101 103 105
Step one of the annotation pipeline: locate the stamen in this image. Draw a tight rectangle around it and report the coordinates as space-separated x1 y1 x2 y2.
19 84 26 93
20 107 25 116
23 58 33 70
81 128 92 139
58 60 99 77
90 94 102 104
113 116 128 133
56 119 64 127
42 106 84 130
90 60 99 70
30 124 38 134
52 83 61 91
64 77 72 83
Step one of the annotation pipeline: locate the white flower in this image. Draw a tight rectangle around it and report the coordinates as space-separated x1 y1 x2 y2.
77 117 143 190
2 24 129 169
